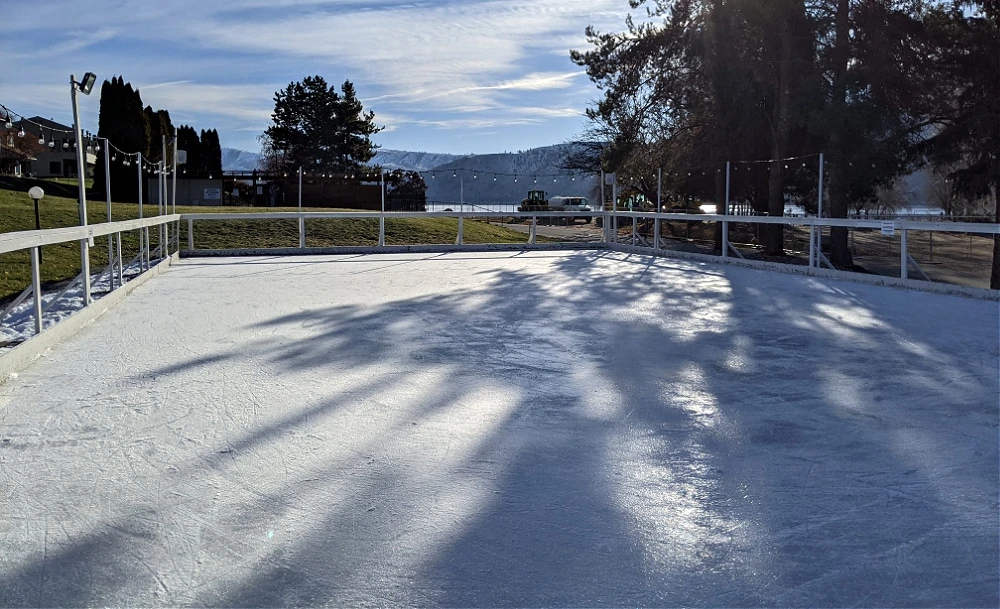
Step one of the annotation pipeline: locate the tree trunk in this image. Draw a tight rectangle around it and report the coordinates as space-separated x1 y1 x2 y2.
992 183 999 290
765 17 792 255
714 166 726 252
828 0 853 267
766 160 785 254
828 160 853 267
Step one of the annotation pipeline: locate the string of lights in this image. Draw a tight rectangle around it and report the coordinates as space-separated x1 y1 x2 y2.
285 155 827 185
5 99 828 183
2 102 173 175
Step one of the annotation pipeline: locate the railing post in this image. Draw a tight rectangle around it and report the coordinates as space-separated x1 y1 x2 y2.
808 223 816 269
298 215 306 249
108 233 115 290
80 238 91 304
901 229 908 280
188 219 194 250
144 227 150 269
653 217 660 250
30 247 43 335
530 215 537 244
631 216 637 245
115 232 123 287
378 215 385 248
721 219 729 259
457 212 464 245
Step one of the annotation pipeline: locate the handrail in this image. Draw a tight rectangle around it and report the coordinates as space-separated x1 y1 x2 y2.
177 210 999 235
179 211 597 220
611 211 1000 234
0 214 182 255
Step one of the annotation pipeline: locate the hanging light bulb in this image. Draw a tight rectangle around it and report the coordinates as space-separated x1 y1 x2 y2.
4 118 11 129
17 127 24 138
95 142 100 152
39 135 45 145
112 154 117 161
49 141 55 149
63 141 69 150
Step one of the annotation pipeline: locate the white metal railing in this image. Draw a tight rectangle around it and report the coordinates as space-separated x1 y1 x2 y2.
0 214 181 337
180 209 999 284
181 210 603 250
608 211 999 280
3 208 995 342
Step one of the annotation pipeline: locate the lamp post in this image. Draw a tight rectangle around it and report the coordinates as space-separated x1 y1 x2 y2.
71 71 96 304
28 186 44 263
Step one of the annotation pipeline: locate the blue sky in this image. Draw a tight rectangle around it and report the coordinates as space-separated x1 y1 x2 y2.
1 0 628 155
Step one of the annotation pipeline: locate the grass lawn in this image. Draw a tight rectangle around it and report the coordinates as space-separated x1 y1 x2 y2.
0 188 532 303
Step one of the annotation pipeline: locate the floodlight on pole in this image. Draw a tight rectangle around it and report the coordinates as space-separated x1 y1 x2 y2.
70 72 95 304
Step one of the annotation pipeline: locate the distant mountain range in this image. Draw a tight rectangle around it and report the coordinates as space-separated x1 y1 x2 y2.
221 144 599 205
221 148 263 172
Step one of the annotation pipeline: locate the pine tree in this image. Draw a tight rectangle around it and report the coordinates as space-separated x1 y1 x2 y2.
177 125 201 177
263 76 382 173
200 129 222 176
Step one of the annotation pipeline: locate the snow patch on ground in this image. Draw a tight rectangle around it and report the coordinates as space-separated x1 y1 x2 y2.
0 258 164 354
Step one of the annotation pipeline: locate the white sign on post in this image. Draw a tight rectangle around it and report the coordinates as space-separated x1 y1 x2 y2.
881 221 895 236
204 188 221 200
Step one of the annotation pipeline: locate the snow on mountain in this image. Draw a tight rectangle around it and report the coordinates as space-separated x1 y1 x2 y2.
423 144 598 205
222 148 262 172
220 144 599 205
371 150 466 172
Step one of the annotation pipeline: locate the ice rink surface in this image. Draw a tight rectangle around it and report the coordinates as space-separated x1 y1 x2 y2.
0 251 997 607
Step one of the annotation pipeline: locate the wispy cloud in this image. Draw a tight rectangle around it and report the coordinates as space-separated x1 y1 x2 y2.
1 0 629 153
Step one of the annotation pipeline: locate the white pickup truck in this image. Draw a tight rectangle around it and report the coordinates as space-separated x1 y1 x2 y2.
546 196 593 224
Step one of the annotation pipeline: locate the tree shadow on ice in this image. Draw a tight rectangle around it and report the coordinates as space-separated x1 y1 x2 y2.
7 252 995 606
187 253 758 606
169 252 998 606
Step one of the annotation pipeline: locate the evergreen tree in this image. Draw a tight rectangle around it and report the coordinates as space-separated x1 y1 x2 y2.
93 76 150 202
263 75 382 173
384 169 428 211
200 129 222 176
176 125 202 177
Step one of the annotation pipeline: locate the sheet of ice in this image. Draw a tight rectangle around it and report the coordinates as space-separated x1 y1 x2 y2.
0 251 996 607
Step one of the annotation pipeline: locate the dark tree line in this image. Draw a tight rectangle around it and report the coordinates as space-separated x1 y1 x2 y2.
571 0 998 286
92 77 222 203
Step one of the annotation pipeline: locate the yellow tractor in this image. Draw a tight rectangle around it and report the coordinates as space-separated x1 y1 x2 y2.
517 190 549 212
